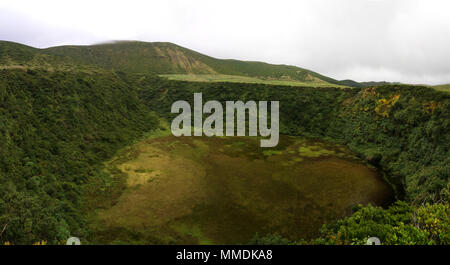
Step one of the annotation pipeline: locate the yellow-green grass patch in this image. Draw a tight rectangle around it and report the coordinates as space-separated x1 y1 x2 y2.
160 74 349 88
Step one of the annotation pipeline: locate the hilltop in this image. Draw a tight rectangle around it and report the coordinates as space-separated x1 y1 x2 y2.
0 40 358 87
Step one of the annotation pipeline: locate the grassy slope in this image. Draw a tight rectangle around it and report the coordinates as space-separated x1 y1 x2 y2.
0 67 447 244
0 40 353 87
0 41 38 64
1 41 448 245
160 74 346 87
433 84 450 93
0 69 158 244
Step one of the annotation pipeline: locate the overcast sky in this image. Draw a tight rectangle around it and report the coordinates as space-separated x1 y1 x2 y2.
1 0 450 84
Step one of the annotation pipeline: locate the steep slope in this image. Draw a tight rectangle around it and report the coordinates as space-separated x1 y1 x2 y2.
0 68 157 244
0 66 448 244
0 41 38 65
42 41 217 74
137 76 449 203
0 40 356 86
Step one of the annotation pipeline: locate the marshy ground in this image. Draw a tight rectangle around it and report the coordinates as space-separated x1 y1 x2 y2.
88 134 393 244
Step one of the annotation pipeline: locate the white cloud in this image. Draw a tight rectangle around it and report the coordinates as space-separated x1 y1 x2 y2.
1 0 449 84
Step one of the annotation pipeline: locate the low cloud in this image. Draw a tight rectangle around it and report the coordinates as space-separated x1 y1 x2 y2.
1 0 449 84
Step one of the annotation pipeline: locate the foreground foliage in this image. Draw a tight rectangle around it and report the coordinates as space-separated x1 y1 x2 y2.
0 69 157 244
310 202 449 245
0 67 448 244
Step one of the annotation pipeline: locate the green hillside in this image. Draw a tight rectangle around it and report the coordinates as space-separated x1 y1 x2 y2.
0 42 38 64
0 41 448 245
160 74 348 87
0 69 158 244
136 77 450 245
0 68 448 245
434 84 450 93
0 40 354 87
137 76 449 202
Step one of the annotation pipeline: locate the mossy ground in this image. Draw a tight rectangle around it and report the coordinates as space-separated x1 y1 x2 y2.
87 134 392 244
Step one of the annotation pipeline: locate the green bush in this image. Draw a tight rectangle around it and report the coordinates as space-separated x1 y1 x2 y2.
310 202 449 245
0 69 158 244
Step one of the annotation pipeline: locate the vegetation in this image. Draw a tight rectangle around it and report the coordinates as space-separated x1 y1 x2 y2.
87 135 390 244
160 74 347 87
135 77 449 244
136 77 449 203
0 41 448 245
0 40 357 87
252 202 449 245
0 69 157 244
433 84 450 93
310 201 449 245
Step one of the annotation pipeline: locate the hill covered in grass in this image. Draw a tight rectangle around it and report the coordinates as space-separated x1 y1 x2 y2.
434 84 450 93
0 40 448 245
0 68 448 245
0 40 356 87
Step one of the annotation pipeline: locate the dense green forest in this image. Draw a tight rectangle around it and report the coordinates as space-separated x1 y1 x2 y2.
136 75 449 202
0 66 448 244
0 69 157 244
135 75 449 244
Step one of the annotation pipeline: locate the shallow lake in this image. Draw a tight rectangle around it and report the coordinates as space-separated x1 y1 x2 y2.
90 135 393 244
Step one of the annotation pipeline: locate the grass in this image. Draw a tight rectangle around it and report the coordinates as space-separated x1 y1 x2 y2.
1 41 355 87
160 74 349 88
433 84 450 93
87 135 392 244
